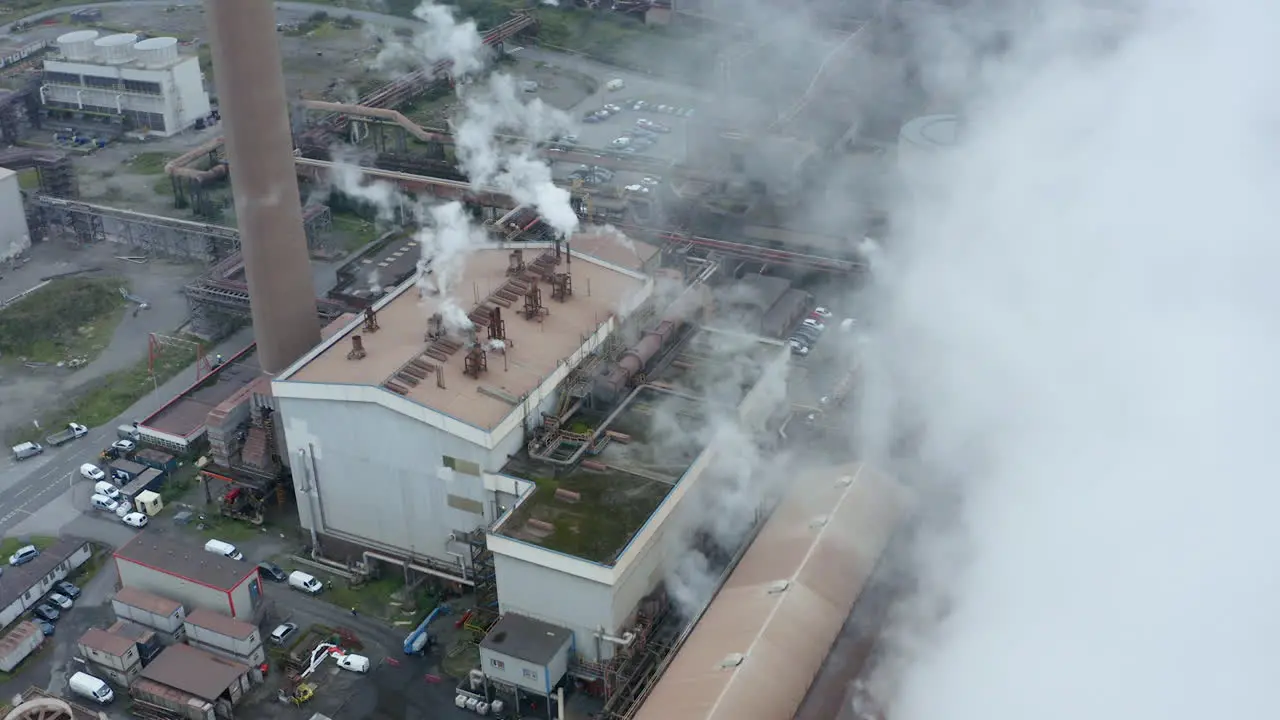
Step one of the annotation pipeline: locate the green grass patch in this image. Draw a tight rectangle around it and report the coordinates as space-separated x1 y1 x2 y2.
9 340 201 444
0 278 126 364
15 169 39 190
127 151 176 175
502 470 670 564
330 212 379 253
0 536 57 557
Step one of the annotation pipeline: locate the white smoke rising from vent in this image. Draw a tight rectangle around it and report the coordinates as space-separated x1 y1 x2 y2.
590 223 636 254
864 1 1280 719
414 201 490 333
451 73 578 237
327 156 403 222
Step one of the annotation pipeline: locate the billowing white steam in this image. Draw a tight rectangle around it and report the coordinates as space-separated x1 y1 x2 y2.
414 201 490 333
327 156 403 222
867 1 1280 719
373 1 487 77
451 73 578 237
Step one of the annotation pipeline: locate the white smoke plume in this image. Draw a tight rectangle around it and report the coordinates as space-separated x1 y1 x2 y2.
327 156 403 222
451 73 578 237
373 0 487 77
861 1 1280 719
414 201 491 333
589 223 637 255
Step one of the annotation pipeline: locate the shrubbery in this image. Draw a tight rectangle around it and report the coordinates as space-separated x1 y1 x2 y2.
0 279 122 357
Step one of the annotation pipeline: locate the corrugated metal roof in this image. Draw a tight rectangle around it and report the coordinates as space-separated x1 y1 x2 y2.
113 586 183 617
78 627 135 657
632 463 911 720
140 644 249 701
184 608 256 639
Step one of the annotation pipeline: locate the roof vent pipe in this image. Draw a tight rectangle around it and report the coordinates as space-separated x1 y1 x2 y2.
595 628 636 647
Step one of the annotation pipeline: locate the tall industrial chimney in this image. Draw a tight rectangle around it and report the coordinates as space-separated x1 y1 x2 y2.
204 0 320 374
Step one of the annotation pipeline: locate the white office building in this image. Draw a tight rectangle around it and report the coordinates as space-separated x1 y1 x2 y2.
40 30 211 137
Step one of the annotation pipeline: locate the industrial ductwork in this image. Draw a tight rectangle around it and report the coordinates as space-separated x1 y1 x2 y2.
165 135 228 183
299 100 452 144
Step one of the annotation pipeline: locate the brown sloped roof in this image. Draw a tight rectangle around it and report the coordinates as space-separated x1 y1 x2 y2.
78 627 135 657
632 463 911 720
140 644 249 701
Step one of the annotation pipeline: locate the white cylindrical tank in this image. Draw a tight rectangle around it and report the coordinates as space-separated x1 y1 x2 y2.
897 114 962 199
132 36 179 67
93 33 139 64
56 30 100 61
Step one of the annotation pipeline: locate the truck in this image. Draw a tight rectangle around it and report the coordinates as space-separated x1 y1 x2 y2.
45 423 89 447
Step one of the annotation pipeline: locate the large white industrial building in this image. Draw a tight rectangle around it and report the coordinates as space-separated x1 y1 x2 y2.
273 240 656 578
274 235 793 666
0 166 31 261
40 30 211 136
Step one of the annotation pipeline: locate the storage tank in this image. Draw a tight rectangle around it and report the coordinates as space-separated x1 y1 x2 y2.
56 29 100 61
93 33 139 64
897 114 961 200
133 36 179 67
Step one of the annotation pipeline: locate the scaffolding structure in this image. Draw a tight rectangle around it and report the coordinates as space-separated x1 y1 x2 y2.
32 196 332 261
465 529 499 637
35 195 238 260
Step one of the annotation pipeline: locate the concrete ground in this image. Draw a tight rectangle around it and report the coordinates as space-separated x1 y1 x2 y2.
0 238 202 441
0 547 130 718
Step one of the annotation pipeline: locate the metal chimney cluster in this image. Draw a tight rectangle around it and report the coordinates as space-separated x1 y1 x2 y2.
204 0 320 374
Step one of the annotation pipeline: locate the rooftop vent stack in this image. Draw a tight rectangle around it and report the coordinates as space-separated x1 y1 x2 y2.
507 249 525 276
426 312 445 340
204 0 321 374
523 280 547 321
362 306 380 333
488 306 506 341
347 335 366 360
463 346 488 378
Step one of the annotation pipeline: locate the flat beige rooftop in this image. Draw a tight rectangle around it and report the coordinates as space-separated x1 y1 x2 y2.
291 245 646 430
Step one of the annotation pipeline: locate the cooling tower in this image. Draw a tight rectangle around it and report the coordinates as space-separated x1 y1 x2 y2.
204 0 320 374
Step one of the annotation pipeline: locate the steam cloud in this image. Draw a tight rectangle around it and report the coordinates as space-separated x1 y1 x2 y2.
329 0 582 334
861 1 1280 718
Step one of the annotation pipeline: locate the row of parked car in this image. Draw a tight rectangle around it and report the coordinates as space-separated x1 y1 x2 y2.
789 307 834 356
6 544 82 630
81 435 151 528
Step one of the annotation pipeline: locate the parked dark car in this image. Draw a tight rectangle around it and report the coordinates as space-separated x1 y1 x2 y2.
32 604 60 622
54 581 81 599
37 621 54 636
258 562 287 583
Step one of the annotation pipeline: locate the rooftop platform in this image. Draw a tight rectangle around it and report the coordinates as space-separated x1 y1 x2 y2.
287 245 647 431
329 232 421 306
497 385 709 564
141 344 261 440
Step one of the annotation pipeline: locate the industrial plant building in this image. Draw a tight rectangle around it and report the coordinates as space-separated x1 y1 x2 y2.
0 166 32 261
113 533 264 622
630 463 911 720
40 30 211 136
273 240 656 575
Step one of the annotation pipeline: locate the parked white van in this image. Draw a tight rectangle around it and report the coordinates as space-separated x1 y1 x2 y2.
94 481 120 500
90 494 119 513
11 442 42 461
69 671 114 704
288 571 323 594
204 539 244 561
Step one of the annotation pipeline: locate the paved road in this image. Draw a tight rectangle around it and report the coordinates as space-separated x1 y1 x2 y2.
0 327 254 536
